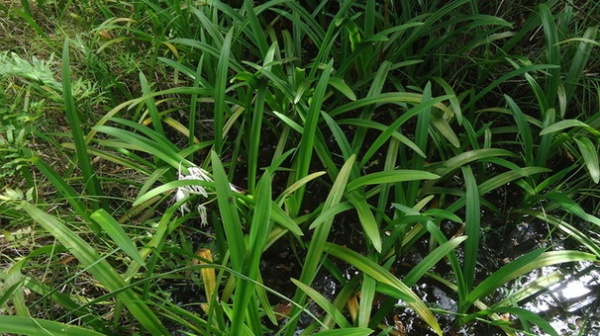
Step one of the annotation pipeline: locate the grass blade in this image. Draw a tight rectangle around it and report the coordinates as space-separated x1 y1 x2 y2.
403 236 468 287
358 94 451 167
0 316 106 336
466 249 597 307
347 170 439 192
91 209 145 266
530 211 600 257
214 29 234 154
232 171 272 335
61 40 104 210
330 92 454 118
505 95 534 166
564 27 598 102
435 148 514 177
31 156 95 228
574 136 599 183
358 275 376 328
210 151 245 271
468 64 560 111
293 60 334 210
346 192 381 252
291 279 351 329
539 4 561 106
545 193 600 226
21 203 170 335
139 72 164 136
286 154 355 335
539 119 600 137
312 328 373 336
461 166 480 294
247 79 267 192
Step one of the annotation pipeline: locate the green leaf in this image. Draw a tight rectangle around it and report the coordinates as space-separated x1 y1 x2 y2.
5 259 28 316
466 249 596 306
324 243 442 335
539 4 561 106
133 179 213 207
574 137 599 183
331 92 454 118
94 125 183 169
291 279 351 328
21 203 170 335
545 192 600 226
211 151 245 271
294 60 334 208
540 119 598 136
322 111 354 160
273 111 304 134
21 276 111 333
91 209 146 266
505 95 534 166
328 76 356 101
233 171 273 335
462 166 480 293
308 202 354 230
247 79 267 192
61 40 104 210
347 170 439 192
277 171 327 206
431 109 460 148
139 72 164 136
495 307 558 336
529 211 600 258
0 316 106 336
358 93 452 166
246 172 273 275
468 64 560 110
31 156 94 228
288 155 356 332
0 282 21 309
214 28 234 154
312 328 373 336
340 118 425 158
564 27 598 102
403 236 467 287
270 204 303 237
358 275 377 328
346 192 382 252
437 149 514 177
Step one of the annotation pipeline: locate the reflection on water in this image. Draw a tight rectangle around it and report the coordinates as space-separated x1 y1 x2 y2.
521 261 600 335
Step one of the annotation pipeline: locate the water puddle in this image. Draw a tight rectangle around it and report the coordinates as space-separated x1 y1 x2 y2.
385 219 600 335
168 209 600 335
520 261 600 335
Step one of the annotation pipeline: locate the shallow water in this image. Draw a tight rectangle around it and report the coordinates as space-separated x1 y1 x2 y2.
170 209 600 335
521 261 600 335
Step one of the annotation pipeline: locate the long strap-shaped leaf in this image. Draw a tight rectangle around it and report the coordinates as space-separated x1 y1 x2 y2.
292 60 333 214
284 154 355 336
0 316 106 336
232 171 273 335
214 28 233 154
324 243 443 335
465 249 598 307
21 203 170 336
61 40 104 210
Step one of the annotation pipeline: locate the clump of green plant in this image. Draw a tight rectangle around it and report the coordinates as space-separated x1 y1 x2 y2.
1 1 599 336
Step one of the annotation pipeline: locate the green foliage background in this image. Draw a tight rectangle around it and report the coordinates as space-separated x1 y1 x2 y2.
0 0 599 335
